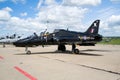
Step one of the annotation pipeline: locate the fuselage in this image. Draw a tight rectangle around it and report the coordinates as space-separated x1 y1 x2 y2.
13 29 102 47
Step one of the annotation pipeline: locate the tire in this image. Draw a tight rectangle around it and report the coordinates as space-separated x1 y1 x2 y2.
58 44 61 51
26 50 31 55
61 44 66 51
73 49 79 54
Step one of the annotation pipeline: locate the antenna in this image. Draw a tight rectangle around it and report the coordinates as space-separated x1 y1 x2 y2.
67 28 69 31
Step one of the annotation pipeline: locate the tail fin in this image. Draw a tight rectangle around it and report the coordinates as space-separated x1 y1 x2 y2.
85 20 100 34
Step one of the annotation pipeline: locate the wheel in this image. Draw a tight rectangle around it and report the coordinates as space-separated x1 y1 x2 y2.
58 44 62 51
73 49 79 54
58 44 66 51
61 44 66 51
26 50 31 55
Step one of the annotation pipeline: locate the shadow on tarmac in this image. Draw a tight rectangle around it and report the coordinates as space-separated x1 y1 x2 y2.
14 49 106 56
81 49 110 52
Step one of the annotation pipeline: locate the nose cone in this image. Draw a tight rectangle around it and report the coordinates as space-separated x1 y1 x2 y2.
13 41 17 46
13 40 23 47
13 35 38 47
13 39 28 47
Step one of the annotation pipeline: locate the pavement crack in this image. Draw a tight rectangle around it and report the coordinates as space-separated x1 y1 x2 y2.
117 78 120 80
76 64 120 75
38 56 120 76
54 59 66 62
39 56 50 59
52 58 120 76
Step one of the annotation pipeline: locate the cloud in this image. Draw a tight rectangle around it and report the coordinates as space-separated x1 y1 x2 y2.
37 0 60 9
0 3 88 36
0 7 12 21
36 0 101 33
11 0 26 4
97 7 120 20
37 0 101 7
100 15 120 36
110 0 120 3
44 0 57 5
20 12 27 17
108 15 120 27
36 5 88 32
0 0 6 2
0 16 47 37
37 0 44 9
8 17 45 32
3 7 13 12
63 0 101 6
1 0 98 37
1 0 119 37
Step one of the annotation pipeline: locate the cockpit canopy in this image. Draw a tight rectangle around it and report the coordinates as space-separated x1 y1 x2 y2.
53 29 65 33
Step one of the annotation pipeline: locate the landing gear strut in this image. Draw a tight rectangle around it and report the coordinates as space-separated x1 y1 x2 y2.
25 46 31 55
72 43 79 54
57 43 79 54
58 44 66 52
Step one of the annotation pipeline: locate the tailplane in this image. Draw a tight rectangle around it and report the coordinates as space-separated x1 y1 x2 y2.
85 20 100 34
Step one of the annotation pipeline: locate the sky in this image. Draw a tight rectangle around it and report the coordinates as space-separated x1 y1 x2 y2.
0 0 120 37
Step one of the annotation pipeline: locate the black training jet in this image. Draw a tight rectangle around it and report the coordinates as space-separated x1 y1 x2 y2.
13 20 102 54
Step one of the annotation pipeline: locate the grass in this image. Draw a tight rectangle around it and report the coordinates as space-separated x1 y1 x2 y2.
98 37 120 45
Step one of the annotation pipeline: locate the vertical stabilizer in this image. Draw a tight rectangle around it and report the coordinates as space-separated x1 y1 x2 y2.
85 20 100 34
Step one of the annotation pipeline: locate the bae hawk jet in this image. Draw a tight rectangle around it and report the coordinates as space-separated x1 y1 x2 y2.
13 20 102 54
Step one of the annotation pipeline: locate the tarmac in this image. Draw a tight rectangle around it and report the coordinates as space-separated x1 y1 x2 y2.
0 44 120 80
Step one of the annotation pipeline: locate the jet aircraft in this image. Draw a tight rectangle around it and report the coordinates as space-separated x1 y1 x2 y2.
13 20 102 54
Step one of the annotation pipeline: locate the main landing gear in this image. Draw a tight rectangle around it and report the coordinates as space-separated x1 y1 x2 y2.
58 43 79 54
72 43 79 54
25 46 31 55
58 44 66 52
25 44 79 55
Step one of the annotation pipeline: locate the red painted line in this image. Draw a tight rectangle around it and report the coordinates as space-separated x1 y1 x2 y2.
0 56 4 60
14 66 37 80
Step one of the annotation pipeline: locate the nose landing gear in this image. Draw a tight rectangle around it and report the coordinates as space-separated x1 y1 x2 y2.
25 46 31 55
58 44 66 52
72 43 79 54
